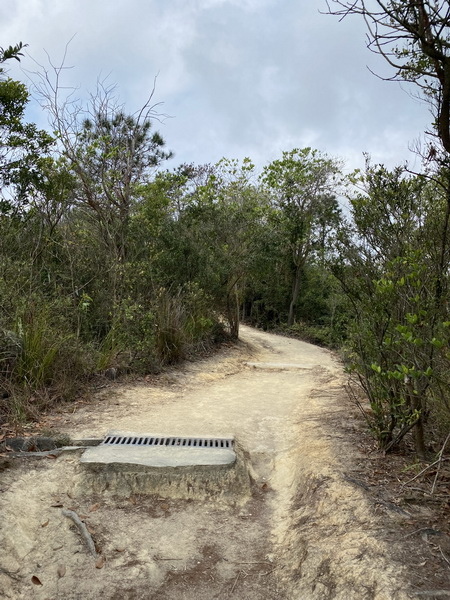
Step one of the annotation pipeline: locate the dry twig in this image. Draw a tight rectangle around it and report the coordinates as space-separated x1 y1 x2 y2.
431 432 450 495
230 571 241 594
438 546 450 569
62 509 98 558
401 459 442 487
233 561 272 565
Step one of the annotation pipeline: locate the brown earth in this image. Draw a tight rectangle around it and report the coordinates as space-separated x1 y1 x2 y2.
0 325 449 599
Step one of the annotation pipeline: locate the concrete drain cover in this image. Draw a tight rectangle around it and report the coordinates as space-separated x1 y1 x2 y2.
80 431 236 468
77 431 248 500
245 361 313 370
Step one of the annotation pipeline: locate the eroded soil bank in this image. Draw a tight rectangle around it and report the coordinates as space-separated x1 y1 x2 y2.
0 326 446 599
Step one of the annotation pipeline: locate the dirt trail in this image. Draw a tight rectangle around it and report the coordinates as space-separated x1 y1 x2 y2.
0 326 419 599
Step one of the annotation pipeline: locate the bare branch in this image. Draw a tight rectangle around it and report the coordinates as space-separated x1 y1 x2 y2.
325 1 450 153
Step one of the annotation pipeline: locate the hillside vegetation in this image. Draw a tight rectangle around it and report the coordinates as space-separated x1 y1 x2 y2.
0 40 449 459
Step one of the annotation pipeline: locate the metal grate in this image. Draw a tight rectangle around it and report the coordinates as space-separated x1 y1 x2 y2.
102 434 233 449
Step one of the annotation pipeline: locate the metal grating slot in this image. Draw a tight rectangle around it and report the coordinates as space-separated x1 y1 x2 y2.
101 434 233 450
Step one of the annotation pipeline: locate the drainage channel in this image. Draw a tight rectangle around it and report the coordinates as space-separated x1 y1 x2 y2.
77 432 248 499
80 431 236 469
102 434 233 449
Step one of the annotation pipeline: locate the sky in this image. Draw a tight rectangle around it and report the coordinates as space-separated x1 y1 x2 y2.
1 0 432 175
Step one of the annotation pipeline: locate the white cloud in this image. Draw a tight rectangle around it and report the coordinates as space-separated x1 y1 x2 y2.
0 0 431 173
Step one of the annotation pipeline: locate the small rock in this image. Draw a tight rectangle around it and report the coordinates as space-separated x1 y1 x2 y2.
104 368 118 380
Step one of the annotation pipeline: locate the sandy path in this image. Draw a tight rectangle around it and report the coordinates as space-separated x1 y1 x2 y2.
0 326 416 599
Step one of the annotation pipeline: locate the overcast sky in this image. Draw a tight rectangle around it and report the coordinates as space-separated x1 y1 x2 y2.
1 0 431 175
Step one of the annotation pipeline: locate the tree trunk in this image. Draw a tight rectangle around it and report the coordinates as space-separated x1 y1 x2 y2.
287 263 302 327
406 377 427 459
226 285 240 339
413 413 427 460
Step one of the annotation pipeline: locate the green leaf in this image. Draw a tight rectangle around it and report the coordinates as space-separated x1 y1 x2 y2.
431 338 444 349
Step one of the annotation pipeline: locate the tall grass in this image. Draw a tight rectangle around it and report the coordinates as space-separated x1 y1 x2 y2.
0 302 93 422
0 283 223 425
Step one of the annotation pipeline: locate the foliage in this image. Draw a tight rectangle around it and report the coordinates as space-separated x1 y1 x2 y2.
260 148 342 326
325 3 450 454
0 78 54 212
0 42 53 208
151 158 266 339
2 38 446 464
0 42 27 79
0 56 227 424
333 164 450 455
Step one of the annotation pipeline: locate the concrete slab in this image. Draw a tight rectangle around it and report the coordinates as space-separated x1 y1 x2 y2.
76 432 248 500
80 444 236 468
245 361 313 370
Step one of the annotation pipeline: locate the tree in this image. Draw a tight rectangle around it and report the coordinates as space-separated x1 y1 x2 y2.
201 157 266 338
325 1 450 156
31 53 173 254
333 163 450 455
261 148 341 326
147 158 270 339
0 79 54 211
72 107 172 262
325 1 450 455
0 43 53 211
30 62 173 333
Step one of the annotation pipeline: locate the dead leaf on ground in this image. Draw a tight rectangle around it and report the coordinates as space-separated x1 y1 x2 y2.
31 575 43 585
95 555 105 569
57 564 66 578
41 519 49 527
89 503 100 512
